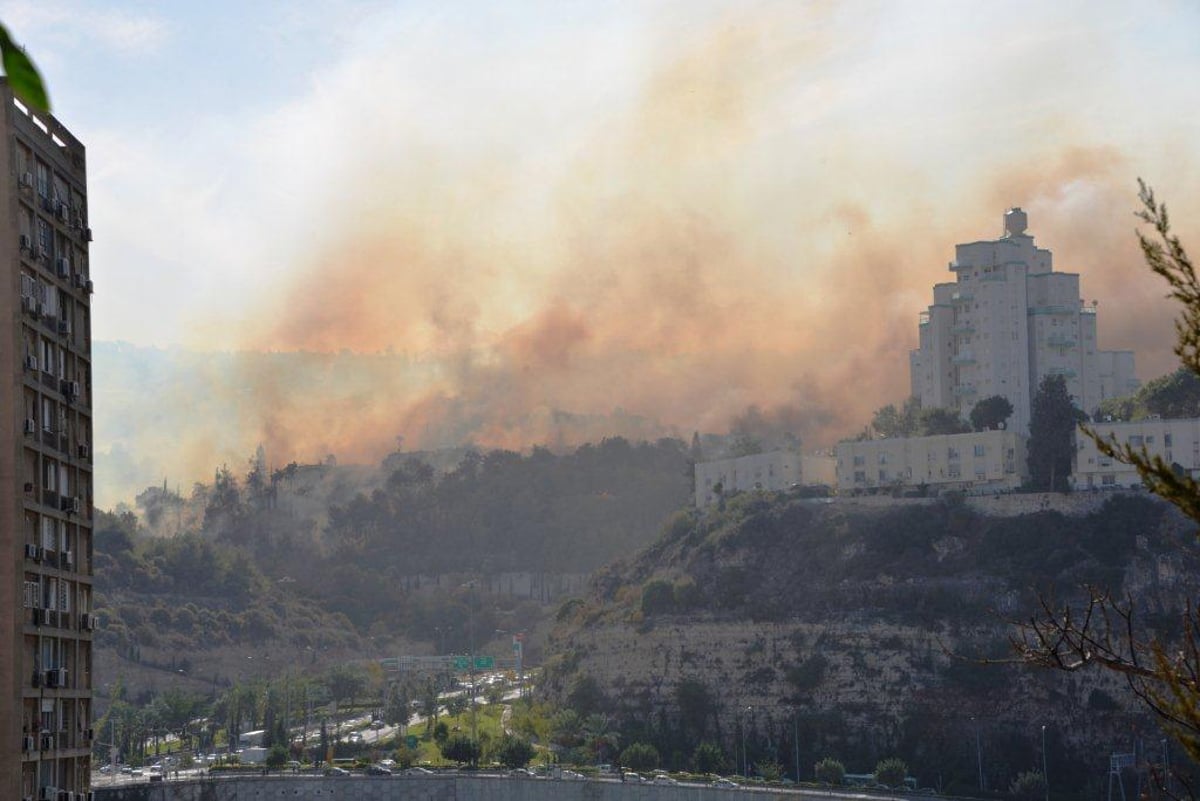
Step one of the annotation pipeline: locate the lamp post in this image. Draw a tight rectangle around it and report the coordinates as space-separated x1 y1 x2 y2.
787 706 800 783
1041 725 1049 801
972 716 984 791
743 706 753 779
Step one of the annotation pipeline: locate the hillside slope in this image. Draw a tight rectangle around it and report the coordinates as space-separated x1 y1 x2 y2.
541 491 1197 796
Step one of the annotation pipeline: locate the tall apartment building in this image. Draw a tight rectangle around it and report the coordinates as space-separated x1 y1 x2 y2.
909 208 1138 435
1 83 96 801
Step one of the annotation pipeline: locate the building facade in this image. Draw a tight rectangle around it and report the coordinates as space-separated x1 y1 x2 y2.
909 208 1138 435
836 430 1027 495
2 84 96 801
1073 418 1200 490
694 450 835 507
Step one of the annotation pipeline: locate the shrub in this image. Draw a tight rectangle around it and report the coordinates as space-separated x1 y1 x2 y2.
620 742 660 772
814 757 845 785
874 757 908 788
1009 770 1046 801
641 580 675 616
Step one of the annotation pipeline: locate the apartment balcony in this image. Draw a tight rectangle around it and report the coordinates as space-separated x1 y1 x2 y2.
951 291 973 304
952 352 976 365
1029 304 1076 315
1046 334 1076 349
1046 367 1078 378
953 384 978 396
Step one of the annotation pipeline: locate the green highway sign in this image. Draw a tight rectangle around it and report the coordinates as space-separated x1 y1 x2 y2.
453 656 470 670
474 656 494 669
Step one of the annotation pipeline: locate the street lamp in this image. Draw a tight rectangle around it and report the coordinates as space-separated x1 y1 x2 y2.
972 716 984 791
743 706 753 779
791 707 800 783
1041 725 1049 801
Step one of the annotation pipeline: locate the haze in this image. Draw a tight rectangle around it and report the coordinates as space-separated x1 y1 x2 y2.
12 1 1199 505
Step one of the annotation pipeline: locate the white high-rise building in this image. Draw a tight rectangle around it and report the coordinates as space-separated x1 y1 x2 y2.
909 208 1138 434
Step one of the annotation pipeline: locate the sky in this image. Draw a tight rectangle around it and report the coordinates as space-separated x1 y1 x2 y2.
8 1 1200 503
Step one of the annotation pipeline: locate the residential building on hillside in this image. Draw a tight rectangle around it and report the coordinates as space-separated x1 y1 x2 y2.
1074 418 1200 489
836 430 1027 494
2 84 96 801
694 450 836 507
909 208 1138 435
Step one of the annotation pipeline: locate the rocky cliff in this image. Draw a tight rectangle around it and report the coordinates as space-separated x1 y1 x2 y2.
540 491 1197 796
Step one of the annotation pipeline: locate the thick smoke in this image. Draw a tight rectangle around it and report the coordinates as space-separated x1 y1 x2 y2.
103 5 1199 502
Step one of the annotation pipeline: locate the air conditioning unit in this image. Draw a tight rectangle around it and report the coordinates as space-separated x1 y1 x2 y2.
56 203 69 222
78 444 89 459
23 482 34 493
20 171 32 187
24 543 38 559
40 733 53 753
64 496 81 514
19 233 31 250
41 196 54 213
22 735 34 751
84 228 93 242
63 550 74 569
24 418 36 435
55 257 70 277
70 381 81 398
72 272 84 288
80 613 93 631
57 319 70 336
24 354 37 370
85 279 94 293
21 296 36 315
56 668 68 687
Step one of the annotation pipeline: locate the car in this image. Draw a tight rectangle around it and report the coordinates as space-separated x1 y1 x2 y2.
405 767 435 776
120 766 133 774
652 774 679 785
509 768 537 778
371 720 385 729
712 777 740 788
286 760 302 771
130 768 143 777
561 770 586 781
622 772 646 783
324 766 351 776
380 759 396 768
366 765 393 776
99 765 112 774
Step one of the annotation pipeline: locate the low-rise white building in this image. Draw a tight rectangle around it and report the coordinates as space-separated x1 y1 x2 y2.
694 450 835 507
836 430 1027 494
1073 417 1200 489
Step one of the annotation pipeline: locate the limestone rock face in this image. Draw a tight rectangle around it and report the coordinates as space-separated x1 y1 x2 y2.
541 492 1195 785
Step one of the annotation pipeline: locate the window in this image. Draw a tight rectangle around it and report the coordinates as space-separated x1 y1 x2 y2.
879 452 889 465
1146 435 1155 446
948 464 961 478
35 160 49 198
1129 435 1144 447
947 447 960 460
1102 475 1117 486
853 455 865 466
1165 433 1173 447
973 444 986 457
853 470 866 483
878 470 888 482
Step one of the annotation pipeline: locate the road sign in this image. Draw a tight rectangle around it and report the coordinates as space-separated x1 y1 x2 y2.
453 656 470 670
474 656 494 669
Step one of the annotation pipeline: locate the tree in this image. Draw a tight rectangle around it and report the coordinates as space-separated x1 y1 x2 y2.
919 407 970 436
814 757 845 785
692 741 728 774
1026 374 1082 491
1009 770 1046 801
619 742 660 772
1013 182 1200 769
265 744 288 771
970 395 1014 431
440 734 481 766
872 398 921 438
641 579 675 616
873 757 907 788
495 735 535 769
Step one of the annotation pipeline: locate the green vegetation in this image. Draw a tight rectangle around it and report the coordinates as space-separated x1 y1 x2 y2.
873 757 908 787
969 394 1014 431
1096 368 1200 422
1027 374 1084 491
619 742 660 771
869 398 970 438
0 23 49 112
814 757 845 785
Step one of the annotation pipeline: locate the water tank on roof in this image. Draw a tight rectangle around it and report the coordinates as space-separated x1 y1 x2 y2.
1004 207 1028 237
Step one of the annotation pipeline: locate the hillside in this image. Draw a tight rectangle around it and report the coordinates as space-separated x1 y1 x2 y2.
93 438 692 703
540 490 1198 797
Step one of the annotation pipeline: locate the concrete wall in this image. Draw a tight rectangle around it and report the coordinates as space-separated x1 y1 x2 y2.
93 775 844 801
